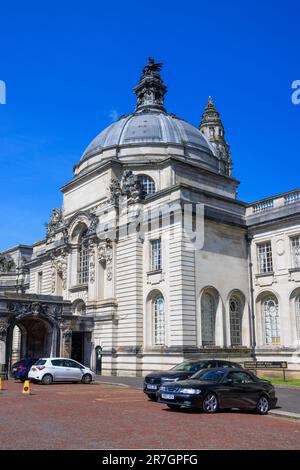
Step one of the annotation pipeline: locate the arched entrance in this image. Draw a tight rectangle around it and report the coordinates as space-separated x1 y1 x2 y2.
7 316 57 366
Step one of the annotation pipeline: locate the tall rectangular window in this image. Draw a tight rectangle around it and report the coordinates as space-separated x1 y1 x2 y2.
257 242 273 273
37 272 43 294
291 236 300 268
151 239 161 271
78 241 89 284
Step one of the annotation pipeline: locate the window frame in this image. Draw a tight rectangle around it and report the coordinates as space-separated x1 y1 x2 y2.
150 238 162 272
137 174 156 196
229 295 242 346
263 296 280 345
201 292 216 347
153 294 165 346
257 241 273 274
291 235 300 269
78 231 89 284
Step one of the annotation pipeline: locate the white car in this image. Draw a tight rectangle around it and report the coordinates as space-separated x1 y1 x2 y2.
28 358 96 385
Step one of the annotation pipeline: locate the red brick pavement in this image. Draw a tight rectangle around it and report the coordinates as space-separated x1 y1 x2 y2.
0 380 300 450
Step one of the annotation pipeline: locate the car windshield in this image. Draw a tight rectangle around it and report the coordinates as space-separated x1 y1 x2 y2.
191 369 225 382
171 361 205 372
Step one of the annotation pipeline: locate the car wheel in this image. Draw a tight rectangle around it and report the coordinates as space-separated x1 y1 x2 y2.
202 393 219 413
256 395 269 415
167 404 181 410
41 374 53 385
81 374 92 384
148 394 158 402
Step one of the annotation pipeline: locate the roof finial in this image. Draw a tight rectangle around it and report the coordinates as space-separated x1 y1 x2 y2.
134 58 167 112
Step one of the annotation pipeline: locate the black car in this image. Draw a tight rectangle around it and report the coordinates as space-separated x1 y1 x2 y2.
144 359 241 401
157 368 277 415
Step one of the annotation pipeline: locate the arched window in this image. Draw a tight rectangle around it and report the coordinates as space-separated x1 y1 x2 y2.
138 174 156 196
229 295 242 346
263 296 280 345
72 299 86 316
78 230 89 284
201 292 215 346
296 296 300 341
153 295 165 345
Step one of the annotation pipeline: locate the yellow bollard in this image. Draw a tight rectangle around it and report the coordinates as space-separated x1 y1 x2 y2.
0 377 2 391
22 380 31 396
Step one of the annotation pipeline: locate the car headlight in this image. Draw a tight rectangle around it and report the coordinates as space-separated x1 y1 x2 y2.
180 388 202 395
160 377 179 382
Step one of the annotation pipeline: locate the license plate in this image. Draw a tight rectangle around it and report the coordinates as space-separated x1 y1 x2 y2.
162 393 174 400
147 384 157 390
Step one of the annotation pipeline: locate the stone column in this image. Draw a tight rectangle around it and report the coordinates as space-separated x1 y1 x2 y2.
11 325 21 363
60 321 72 358
0 318 9 369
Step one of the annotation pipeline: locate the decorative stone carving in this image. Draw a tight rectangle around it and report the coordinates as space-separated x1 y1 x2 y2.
108 178 122 206
121 170 144 204
0 319 9 339
108 170 144 206
63 329 72 339
7 301 63 323
0 254 16 273
88 240 96 284
46 208 64 242
86 212 99 236
50 250 68 294
98 238 113 281
59 319 73 355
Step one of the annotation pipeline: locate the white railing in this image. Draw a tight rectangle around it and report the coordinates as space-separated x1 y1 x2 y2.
247 189 300 216
285 191 300 205
252 199 274 213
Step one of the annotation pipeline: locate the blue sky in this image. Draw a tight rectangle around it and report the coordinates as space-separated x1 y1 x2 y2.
0 0 299 251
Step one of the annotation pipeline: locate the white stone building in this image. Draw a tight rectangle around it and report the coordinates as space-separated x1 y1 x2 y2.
0 59 299 376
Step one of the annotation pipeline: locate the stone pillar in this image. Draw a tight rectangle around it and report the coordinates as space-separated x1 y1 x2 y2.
11 325 21 363
0 318 9 368
60 321 72 358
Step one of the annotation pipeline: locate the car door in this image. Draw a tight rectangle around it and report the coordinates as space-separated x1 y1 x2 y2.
221 371 259 408
51 359 68 381
65 360 84 381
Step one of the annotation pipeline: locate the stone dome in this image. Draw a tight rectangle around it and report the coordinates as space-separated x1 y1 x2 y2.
74 59 230 177
81 111 215 161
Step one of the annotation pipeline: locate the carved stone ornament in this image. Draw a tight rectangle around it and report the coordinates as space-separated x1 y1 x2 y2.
98 238 113 281
7 301 63 324
50 250 68 293
108 178 122 205
0 319 9 338
63 329 72 339
88 240 96 284
86 212 99 236
0 254 16 273
46 208 65 243
108 170 144 206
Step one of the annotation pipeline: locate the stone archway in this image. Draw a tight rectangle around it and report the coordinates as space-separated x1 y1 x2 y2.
8 315 56 366
18 316 53 359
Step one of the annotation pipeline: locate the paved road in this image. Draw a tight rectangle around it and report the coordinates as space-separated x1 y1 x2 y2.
96 375 300 414
0 380 300 450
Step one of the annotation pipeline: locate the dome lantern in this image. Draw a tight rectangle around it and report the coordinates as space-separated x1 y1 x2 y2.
133 57 167 113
